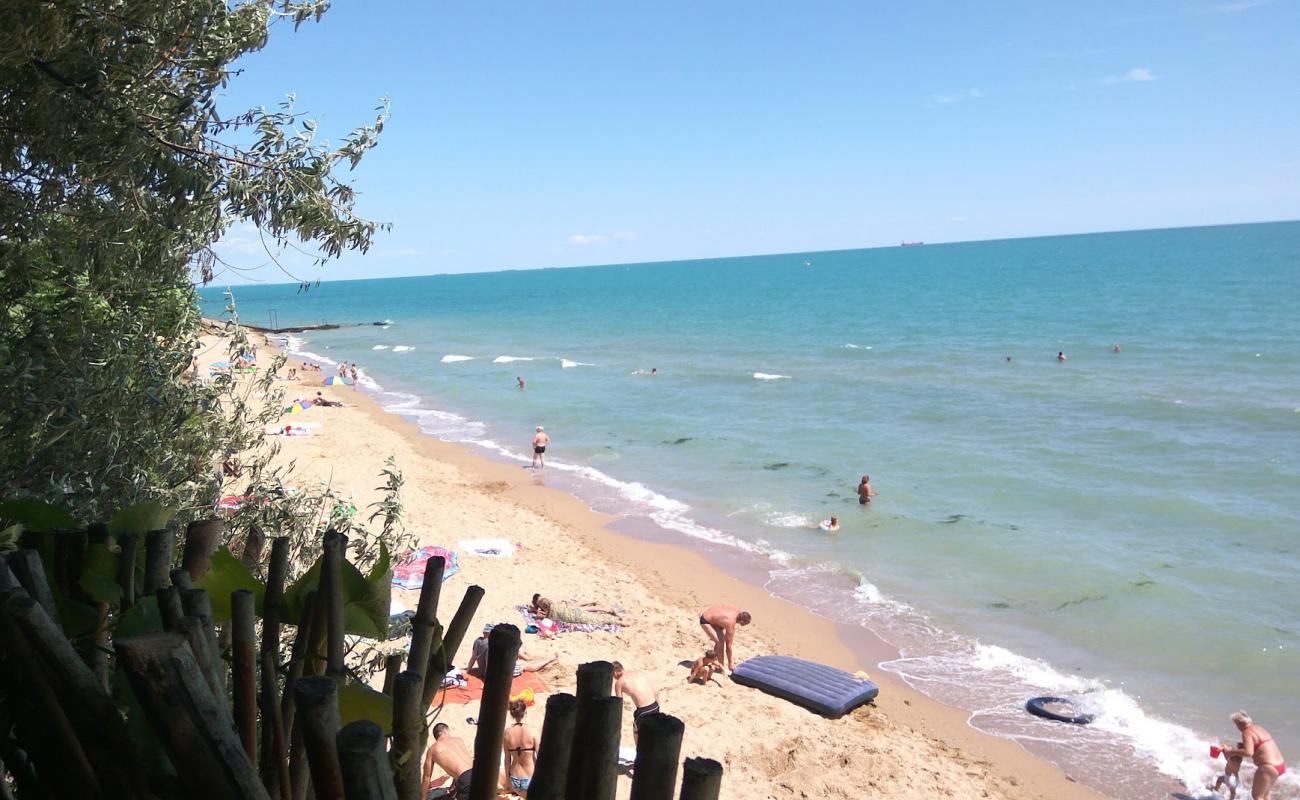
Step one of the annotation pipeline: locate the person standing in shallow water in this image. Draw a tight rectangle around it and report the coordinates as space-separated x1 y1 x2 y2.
857 475 877 505
1221 710 1286 800
517 376 525 390
531 426 549 470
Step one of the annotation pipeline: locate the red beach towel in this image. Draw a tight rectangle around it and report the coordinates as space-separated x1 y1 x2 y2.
433 672 549 707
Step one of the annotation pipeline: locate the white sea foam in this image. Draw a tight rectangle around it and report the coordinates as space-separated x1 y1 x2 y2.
372 345 389 350
281 335 338 366
560 359 594 369
441 354 475 363
493 355 536 363
392 345 414 352
753 372 791 380
765 511 812 529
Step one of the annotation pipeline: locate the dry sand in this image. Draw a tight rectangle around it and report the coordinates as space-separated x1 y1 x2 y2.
203 332 1106 800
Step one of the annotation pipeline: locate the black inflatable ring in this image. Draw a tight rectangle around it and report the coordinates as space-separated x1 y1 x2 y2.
1025 696 1094 725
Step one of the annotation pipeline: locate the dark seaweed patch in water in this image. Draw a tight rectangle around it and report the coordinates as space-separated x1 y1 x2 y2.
1054 594 1108 612
938 514 966 524
825 491 842 498
763 462 791 470
1131 579 1155 589
988 601 1012 609
662 437 693 445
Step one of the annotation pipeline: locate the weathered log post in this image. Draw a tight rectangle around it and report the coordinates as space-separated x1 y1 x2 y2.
114 633 270 800
171 567 194 591
337 720 398 800
232 589 258 762
406 556 445 690
381 653 404 696
116 531 138 609
321 531 348 680
181 587 225 695
525 693 578 800
3 550 59 626
468 624 521 800
629 713 686 800
261 537 292 799
391 670 425 800
241 523 267 574
143 527 174 594
567 660 615 800
579 697 623 800
678 757 723 800
157 585 184 631
285 592 319 800
294 676 346 800
420 584 484 713
183 518 223 580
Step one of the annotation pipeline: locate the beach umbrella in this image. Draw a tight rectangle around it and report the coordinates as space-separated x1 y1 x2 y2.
324 375 352 385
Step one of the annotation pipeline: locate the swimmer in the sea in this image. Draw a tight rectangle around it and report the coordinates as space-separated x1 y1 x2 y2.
857 475 877 505
1113 344 1121 353
818 516 840 532
517 376 525 390
1057 351 1067 362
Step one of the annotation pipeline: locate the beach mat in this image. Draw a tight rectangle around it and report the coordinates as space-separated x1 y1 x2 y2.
433 671 549 706
458 538 515 558
516 604 623 635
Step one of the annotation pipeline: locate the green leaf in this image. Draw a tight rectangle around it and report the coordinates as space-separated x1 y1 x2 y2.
0 500 77 532
108 501 176 537
282 549 389 639
193 546 265 622
116 597 165 639
79 542 122 604
339 680 393 734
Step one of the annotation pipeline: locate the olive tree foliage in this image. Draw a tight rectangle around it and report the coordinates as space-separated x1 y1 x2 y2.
0 0 389 521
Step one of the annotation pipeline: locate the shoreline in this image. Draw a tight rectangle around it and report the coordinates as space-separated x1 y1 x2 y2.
242 330 1109 800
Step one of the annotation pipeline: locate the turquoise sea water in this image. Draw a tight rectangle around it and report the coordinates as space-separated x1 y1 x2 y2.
202 222 1300 798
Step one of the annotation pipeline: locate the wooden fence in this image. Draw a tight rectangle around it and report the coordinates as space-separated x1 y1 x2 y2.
0 521 722 799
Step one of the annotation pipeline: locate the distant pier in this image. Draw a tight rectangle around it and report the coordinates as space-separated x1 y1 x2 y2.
240 321 389 334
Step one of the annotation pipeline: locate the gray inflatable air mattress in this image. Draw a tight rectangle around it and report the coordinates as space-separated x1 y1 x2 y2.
731 655 879 718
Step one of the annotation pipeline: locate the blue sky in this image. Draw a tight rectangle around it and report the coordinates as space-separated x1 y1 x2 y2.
211 0 1299 283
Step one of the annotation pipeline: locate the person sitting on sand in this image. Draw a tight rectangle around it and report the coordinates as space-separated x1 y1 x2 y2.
698 605 751 674
421 723 474 799
533 597 624 626
856 475 877 505
286 368 299 381
503 698 537 797
687 649 722 685
1221 710 1286 800
612 662 660 739
466 624 557 679
1212 742 1245 800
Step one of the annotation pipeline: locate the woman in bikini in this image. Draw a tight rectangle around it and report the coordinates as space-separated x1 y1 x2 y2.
502 698 537 797
1222 710 1286 799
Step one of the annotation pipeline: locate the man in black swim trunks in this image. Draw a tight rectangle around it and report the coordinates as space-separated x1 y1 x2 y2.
531 426 549 470
613 661 660 741
421 723 474 798
697 605 752 674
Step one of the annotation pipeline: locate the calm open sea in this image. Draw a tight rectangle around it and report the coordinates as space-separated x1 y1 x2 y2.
202 222 1300 798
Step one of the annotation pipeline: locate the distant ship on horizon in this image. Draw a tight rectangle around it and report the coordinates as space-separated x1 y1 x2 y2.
900 240 924 247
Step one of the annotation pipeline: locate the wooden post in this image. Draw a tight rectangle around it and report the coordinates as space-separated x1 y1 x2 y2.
337 721 398 800
117 532 138 609
294 677 346 800
261 537 292 798
181 588 225 693
87 522 110 544
390 671 424 800
241 524 267 574
568 661 615 800
143 527 174 594
525 693 577 800
678 758 723 800
171 567 194 591
629 713 685 800
114 633 271 800
183 518 223 580
321 531 347 680
52 528 87 598
0 604 103 799
157 585 185 631
3 550 59 626
468 624 521 800
232 589 258 762
0 555 15 590
421 584 484 712
406 556 444 691
381 653 404 696
282 590 318 734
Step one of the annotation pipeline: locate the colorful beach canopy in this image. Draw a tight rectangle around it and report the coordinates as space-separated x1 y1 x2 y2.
284 400 314 414
324 375 353 385
392 545 460 590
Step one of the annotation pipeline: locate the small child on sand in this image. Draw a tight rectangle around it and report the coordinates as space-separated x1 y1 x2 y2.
687 650 722 685
1212 742 1244 800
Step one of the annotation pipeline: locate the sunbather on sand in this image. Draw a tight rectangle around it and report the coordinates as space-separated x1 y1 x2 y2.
687 649 722 685
533 597 624 626
466 624 557 678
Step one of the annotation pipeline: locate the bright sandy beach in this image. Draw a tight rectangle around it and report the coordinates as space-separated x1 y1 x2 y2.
202 330 1105 800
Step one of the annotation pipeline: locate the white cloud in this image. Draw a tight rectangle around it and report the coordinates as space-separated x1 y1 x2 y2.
930 88 985 105
569 232 639 245
1103 67 1157 84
